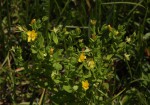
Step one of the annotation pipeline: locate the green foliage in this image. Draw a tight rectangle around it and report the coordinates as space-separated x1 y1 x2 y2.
0 0 150 104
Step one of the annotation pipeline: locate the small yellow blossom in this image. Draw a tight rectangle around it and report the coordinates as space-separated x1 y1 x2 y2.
30 19 36 24
82 80 89 90
78 53 86 62
87 59 95 69
50 48 54 55
108 25 112 31
124 53 130 61
27 30 37 42
90 19 97 25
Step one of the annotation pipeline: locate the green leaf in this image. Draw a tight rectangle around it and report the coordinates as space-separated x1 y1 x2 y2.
31 48 37 54
53 63 62 70
103 82 109 90
118 42 125 48
52 32 58 44
48 32 51 40
70 57 77 64
106 54 113 60
73 85 78 91
75 27 81 34
54 79 61 84
63 85 72 93
121 95 129 105
44 82 48 87
101 24 108 31
38 35 44 48
146 18 150 24
36 19 42 29
51 71 61 83
143 32 150 40
37 50 45 60
42 16 49 21
54 88 58 92
83 70 92 78
51 71 57 79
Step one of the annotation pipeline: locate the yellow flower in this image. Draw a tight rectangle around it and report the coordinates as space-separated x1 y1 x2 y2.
30 19 36 24
108 25 112 31
82 80 89 90
87 59 95 69
78 53 86 62
27 30 37 42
